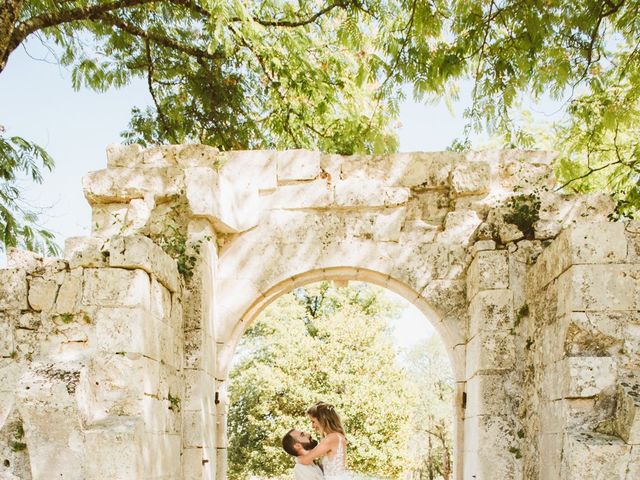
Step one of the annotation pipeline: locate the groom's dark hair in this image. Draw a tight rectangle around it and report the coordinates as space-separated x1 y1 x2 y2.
282 429 299 456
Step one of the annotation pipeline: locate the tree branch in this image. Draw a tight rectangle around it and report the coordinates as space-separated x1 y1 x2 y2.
144 39 176 144
169 0 344 28
98 13 224 62
15 0 158 39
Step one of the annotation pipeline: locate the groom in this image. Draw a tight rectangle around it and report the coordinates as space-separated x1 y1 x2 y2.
282 429 324 479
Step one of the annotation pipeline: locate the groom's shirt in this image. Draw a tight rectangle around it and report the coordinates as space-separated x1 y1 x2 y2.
293 458 324 480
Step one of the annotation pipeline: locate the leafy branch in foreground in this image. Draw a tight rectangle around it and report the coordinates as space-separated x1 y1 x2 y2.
0 126 59 255
3 0 401 155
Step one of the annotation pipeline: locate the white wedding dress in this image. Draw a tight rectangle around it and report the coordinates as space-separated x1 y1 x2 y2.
321 435 378 480
321 435 351 480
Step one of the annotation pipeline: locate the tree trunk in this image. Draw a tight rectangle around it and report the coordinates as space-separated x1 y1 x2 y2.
0 0 25 74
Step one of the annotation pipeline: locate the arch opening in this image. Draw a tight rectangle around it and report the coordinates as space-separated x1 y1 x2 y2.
216 268 464 480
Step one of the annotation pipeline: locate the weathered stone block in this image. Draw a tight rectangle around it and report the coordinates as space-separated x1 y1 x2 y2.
319 153 342 183
463 415 520 480
628 445 640 479
465 373 512 417
614 382 640 444
568 221 628 264
82 268 150 309
499 223 524 244
27 276 58 312
277 149 320 181
106 143 144 167
626 221 640 263
183 410 208 448
140 396 170 436
55 268 83 314
183 447 207 480
530 222 629 292
141 432 182 477
406 191 451 225
265 179 333 209
64 236 107 269
438 210 481 246
451 161 490 196
175 144 220 168
469 289 514 337
126 198 152 233
85 419 143 480
80 353 160 424
0 313 15 357
184 328 204 370
151 277 172 322
83 167 183 204
384 187 410 206
466 331 515 377
185 167 259 233
95 307 160 359
0 268 28 310
395 153 455 188
560 430 630 479
470 240 496 257
421 279 466 318
466 250 509 300
373 208 406 242
222 150 277 191
6 247 42 271
182 368 211 411
545 357 616 400
556 264 640 315
559 311 623 359
107 235 179 293
90 203 129 237
538 432 563 480
339 154 398 183
137 145 182 166
334 180 408 207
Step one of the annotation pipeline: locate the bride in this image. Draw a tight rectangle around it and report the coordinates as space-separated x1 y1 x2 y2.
297 402 350 479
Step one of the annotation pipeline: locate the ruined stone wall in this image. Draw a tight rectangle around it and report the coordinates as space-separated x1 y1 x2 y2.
1 145 639 480
522 221 640 479
0 236 183 479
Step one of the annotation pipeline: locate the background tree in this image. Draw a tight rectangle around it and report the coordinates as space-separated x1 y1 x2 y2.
403 336 454 480
227 282 412 479
0 126 58 255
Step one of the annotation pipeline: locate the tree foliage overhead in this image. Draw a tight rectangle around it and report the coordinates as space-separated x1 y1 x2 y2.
227 282 412 479
2 0 639 254
1 0 400 154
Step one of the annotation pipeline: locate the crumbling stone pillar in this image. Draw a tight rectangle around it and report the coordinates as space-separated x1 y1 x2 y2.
0 234 183 479
526 221 640 479
463 247 521 479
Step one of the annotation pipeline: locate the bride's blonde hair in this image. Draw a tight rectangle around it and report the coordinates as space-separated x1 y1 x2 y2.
307 402 345 436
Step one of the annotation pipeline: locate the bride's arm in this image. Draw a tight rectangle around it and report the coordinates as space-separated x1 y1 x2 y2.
297 435 336 465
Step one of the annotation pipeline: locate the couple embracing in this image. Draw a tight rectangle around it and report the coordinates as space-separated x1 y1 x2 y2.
282 402 350 480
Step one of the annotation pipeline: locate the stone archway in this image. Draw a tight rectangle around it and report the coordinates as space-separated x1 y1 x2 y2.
215 267 464 478
0 145 638 480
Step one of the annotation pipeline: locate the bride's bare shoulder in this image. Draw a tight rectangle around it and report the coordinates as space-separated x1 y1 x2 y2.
325 432 347 444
